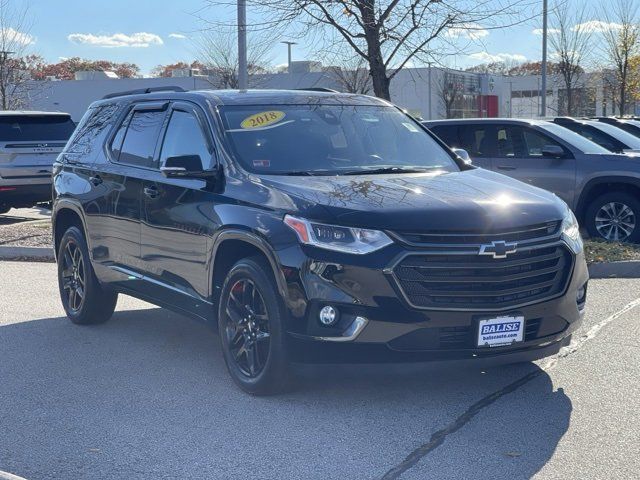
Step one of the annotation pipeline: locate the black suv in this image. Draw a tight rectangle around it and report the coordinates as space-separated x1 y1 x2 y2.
52 89 588 394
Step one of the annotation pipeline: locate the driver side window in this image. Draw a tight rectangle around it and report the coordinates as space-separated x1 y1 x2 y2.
522 128 564 158
160 109 214 169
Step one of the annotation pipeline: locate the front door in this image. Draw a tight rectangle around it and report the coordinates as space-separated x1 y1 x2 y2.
140 102 217 306
489 125 577 206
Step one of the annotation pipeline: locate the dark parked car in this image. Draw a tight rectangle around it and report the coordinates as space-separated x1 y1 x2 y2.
552 117 640 154
52 89 587 394
425 118 640 242
594 117 640 137
0 111 76 213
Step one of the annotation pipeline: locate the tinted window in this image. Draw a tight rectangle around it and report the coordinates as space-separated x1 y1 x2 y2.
429 125 459 147
160 110 212 168
522 128 564 157
64 104 121 163
221 105 458 175
457 125 492 157
118 110 166 168
590 122 640 150
564 124 623 151
0 115 75 141
538 123 609 154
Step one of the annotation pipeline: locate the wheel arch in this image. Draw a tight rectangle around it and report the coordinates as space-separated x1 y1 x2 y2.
210 229 289 306
52 200 89 259
575 176 640 224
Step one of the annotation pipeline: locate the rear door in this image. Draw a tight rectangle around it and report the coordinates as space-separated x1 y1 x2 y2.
0 114 75 184
491 124 577 205
88 101 168 275
139 101 216 304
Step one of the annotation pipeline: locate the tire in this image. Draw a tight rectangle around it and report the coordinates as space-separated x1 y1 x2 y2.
57 226 118 324
584 192 640 243
218 256 291 395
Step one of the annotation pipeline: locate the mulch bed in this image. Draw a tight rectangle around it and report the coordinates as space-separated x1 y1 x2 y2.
0 221 53 248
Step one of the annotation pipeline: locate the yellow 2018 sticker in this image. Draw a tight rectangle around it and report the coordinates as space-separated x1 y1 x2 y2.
241 111 286 129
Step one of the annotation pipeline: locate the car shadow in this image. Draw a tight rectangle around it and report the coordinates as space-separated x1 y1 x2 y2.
0 307 571 480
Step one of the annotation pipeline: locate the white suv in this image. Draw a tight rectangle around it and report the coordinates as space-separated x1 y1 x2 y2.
0 111 75 213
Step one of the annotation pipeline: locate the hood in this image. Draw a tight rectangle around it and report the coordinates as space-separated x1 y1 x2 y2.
257 168 566 232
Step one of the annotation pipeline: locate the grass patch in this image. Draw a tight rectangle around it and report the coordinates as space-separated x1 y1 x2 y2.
583 239 640 264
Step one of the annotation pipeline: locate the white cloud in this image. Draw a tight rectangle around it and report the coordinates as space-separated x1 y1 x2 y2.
1 27 35 46
572 20 622 33
168 33 187 40
68 32 163 48
445 23 489 41
469 52 527 63
532 28 560 35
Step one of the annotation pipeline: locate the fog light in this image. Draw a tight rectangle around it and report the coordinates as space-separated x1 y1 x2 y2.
577 283 587 305
319 305 339 326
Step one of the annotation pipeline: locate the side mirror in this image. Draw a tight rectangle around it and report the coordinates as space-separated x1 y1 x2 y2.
161 155 214 179
452 148 472 164
541 145 565 159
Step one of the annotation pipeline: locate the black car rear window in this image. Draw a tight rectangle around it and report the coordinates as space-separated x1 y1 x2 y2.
0 115 76 141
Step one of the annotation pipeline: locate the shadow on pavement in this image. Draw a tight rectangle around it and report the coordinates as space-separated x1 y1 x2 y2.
0 308 571 480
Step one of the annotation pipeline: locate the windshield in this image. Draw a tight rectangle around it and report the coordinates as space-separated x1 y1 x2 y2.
540 123 611 154
219 104 459 175
589 121 640 149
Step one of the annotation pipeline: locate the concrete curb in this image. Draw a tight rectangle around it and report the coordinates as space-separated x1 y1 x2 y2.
588 260 640 279
0 246 54 261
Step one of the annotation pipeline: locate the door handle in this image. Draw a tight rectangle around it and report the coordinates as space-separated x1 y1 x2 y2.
496 165 516 171
143 185 160 199
89 175 103 186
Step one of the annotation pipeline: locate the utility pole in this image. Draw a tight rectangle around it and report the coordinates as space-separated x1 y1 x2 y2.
281 41 296 73
540 0 548 117
237 0 248 90
427 62 433 120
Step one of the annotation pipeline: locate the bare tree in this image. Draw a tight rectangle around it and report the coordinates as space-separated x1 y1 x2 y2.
0 0 35 109
196 30 273 89
204 0 536 100
549 1 593 116
438 70 465 119
327 56 371 94
601 0 640 115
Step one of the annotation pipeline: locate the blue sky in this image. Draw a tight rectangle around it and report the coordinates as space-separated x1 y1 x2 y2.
22 0 605 75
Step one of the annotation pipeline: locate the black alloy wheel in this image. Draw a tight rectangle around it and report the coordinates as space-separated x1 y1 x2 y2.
218 257 291 395
61 240 86 312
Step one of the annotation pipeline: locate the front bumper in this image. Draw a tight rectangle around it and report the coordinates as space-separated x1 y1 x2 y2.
280 241 588 365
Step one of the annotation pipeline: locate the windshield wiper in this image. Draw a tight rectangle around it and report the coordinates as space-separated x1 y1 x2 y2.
340 166 436 175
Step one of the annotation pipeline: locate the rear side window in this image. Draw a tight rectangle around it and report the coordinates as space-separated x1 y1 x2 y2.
160 110 213 168
0 115 75 141
65 104 121 161
117 110 166 168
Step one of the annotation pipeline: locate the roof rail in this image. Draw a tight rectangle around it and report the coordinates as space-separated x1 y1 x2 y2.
295 87 340 93
102 86 186 100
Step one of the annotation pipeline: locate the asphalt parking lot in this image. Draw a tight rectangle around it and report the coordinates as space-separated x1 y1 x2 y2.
0 262 638 480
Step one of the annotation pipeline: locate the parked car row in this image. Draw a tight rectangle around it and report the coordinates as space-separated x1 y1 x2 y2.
424 117 640 242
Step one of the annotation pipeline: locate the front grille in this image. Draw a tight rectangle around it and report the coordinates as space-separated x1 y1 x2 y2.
393 221 560 246
392 245 573 310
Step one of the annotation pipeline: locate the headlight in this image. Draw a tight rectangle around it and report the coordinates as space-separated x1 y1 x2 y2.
561 206 583 254
284 215 393 254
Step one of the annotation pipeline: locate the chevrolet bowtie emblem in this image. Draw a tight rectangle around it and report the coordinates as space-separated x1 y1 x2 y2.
478 240 518 259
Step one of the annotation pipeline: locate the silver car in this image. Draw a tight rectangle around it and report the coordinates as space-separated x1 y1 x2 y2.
425 118 640 242
0 111 75 213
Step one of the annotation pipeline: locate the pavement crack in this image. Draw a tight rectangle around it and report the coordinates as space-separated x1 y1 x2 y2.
380 297 640 480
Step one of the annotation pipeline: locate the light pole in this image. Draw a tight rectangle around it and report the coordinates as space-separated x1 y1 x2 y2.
281 41 297 73
540 0 548 117
237 0 248 90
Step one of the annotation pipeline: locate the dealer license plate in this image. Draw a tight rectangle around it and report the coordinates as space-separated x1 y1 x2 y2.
477 315 524 347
